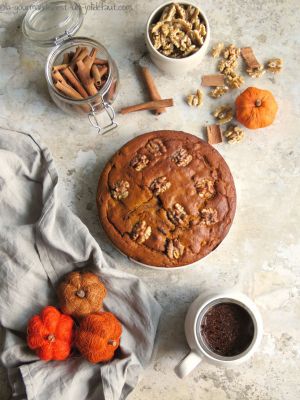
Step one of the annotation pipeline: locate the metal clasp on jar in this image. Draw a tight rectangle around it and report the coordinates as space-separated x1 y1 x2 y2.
88 96 118 135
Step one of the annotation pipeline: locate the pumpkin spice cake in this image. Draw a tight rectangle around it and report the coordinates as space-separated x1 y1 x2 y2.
97 131 236 268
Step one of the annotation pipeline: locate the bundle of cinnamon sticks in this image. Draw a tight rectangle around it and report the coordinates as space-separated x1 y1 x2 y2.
52 47 109 100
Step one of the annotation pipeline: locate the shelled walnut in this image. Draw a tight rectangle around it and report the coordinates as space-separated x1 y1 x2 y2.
131 221 152 244
266 58 283 73
130 154 149 171
213 104 234 125
209 86 229 98
223 44 240 60
111 180 130 200
224 125 245 143
167 203 187 225
226 72 244 89
150 176 171 195
146 138 167 157
150 3 207 58
194 177 215 199
166 239 185 259
172 148 193 167
200 208 219 226
187 89 204 107
210 42 224 58
246 64 265 78
218 58 238 75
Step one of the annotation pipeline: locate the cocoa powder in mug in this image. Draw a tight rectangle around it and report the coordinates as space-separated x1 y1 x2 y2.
200 302 254 357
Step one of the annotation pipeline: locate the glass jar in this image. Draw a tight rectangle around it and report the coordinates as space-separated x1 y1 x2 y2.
22 0 119 134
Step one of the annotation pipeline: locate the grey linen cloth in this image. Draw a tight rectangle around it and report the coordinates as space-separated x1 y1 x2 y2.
0 128 162 400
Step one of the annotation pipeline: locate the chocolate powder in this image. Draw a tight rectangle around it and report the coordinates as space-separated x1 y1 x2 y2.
200 303 254 357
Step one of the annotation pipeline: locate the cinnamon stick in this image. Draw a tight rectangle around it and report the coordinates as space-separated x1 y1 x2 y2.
76 59 98 96
70 47 89 68
241 47 261 69
141 67 166 115
206 124 222 145
83 47 97 70
63 52 70 64
120 99 173 115
201 74 225 87
70 46 82 67
52 63 69 71
68 51 75 62
54 81 83 100
52 70 67 85
91 64 101 89
61 67 89 98
93 58 109 65
98 65 108 79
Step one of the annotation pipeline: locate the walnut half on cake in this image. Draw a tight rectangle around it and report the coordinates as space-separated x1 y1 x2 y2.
97 131 236 268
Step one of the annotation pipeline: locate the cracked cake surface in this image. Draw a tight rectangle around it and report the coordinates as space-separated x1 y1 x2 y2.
97 131 236 268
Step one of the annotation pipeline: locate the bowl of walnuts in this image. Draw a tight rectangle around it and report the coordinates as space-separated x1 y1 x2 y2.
146 1 210 75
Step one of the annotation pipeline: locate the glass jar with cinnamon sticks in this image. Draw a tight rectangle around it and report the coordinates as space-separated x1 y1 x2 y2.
22 0 119 135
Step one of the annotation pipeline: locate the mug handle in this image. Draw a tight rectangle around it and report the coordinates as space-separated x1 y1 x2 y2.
174 351 202 379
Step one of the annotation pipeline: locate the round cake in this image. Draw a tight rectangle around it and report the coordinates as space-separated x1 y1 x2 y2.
97 131 236 268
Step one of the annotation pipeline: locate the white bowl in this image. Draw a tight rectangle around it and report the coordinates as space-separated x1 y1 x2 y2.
146 1 210 76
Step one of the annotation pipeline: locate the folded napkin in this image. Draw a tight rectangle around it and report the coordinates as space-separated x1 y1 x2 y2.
0 128 162 400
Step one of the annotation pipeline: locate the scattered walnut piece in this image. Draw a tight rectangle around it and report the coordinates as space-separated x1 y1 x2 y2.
150 176 171 195
166 239 185 259
200 208 219 226
246 64 265 78
209 86 229 98
194 177 215 199
223 44 240 60
167 203 187 225
130 154 149 171
131 221 152 244
266 58 283 73
213 104 234 125
150 3 207 59
218 58 238 75
210 42 224 58
172 148 193 167
226 72 244 89
146 138 167 157
224 125 245 144
187 89 204 107
111 180 130 200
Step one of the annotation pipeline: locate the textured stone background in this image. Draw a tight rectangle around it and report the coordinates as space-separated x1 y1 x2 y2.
0 0 300 399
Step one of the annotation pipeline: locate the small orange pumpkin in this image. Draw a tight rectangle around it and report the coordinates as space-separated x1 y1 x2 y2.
235 87 278 129
27 306 74 361
57 271 107 319
75 312 122 363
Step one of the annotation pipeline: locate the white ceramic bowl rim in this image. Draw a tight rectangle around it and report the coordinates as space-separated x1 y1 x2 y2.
146 1 210 62
192 294 262 362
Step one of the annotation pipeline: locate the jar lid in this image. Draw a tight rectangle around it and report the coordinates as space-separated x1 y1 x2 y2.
22 0 84 47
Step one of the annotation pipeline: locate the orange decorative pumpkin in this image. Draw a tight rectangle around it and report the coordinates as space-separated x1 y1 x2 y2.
27 306 74 361
235 87 278 129
75 312 122 363
57 271 107 319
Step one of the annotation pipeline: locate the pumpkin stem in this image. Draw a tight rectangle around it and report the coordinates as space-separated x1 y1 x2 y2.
108 340 117 347
76 289 86 298
47 334 56 342
255 99 262 107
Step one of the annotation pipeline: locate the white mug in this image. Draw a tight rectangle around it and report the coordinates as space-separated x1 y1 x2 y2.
175 290 263 378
